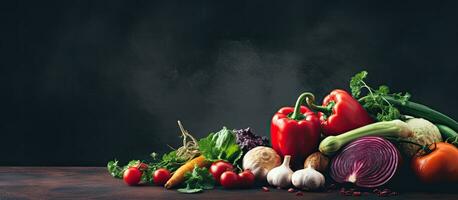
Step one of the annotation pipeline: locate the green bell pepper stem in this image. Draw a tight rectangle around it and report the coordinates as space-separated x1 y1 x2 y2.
303 93 334 117
289 92 316 120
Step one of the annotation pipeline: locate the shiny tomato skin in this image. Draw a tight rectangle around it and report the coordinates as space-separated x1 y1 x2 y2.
123 167 142 186
411 142 458 183
209 161 234 183
238 170 255 188
153 168 171 186
220 171 239 189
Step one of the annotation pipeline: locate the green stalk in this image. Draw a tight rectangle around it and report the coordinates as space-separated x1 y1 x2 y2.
289 92 316 120
436 124 458 147
384 96 458 132
319 120 412 156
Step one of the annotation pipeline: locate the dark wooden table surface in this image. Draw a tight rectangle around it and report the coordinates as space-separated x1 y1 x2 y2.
0 167 457 200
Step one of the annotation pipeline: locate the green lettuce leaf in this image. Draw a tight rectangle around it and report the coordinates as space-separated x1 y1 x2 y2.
198 127 243 165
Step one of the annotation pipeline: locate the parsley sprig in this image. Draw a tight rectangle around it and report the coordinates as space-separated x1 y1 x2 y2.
106 151 186 184
177 165 215 193
107 159 153 183
350 71 411 121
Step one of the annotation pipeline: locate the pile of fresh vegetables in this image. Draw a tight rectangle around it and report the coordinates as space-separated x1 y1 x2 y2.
108 71 458 196
108 121 260 193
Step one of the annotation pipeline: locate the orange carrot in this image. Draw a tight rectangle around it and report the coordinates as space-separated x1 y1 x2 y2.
164 155 210 189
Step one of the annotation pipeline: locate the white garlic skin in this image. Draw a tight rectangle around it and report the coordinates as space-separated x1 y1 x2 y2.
267 155 293 188
291 166 325 191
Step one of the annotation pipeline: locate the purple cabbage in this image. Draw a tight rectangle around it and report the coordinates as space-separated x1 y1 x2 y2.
235 127 269 152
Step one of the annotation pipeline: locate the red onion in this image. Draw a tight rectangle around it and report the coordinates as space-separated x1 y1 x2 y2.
330 136 400 188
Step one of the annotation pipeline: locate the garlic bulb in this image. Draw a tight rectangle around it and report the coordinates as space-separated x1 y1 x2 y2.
292 165 325 191
267 155 293 188
243 146 281 181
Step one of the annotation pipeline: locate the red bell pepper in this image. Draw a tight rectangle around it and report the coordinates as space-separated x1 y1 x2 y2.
306 89 373 136
271 93 321 166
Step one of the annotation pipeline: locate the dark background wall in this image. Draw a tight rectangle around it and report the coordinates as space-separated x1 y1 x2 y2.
3 0 458 166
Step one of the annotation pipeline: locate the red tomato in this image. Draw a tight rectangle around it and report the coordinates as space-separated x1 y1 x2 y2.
220 171 239 189
123 167 142 186
411 142 458 183
153 168 171 186
209 161 234 183
238 170 255 188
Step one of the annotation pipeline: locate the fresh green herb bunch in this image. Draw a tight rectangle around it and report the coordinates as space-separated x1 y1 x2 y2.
350 71 411 121
177 165 215 193
107 160 154 183
107 151 186 184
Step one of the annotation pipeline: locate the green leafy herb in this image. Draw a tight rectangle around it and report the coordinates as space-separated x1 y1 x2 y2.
151 151 187 172
107 121 204 185
107 160 123 178
125 160 142 168
107 149 194 184
177 165 215 193
107 159 153 183
350 70 368 98
106 152 184 183
350 71 410 121
198 127 243 166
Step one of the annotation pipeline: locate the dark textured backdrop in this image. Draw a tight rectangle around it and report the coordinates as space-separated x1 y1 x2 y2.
3 0 458 166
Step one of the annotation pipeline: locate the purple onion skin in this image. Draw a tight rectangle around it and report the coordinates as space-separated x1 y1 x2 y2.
235 127 270 152
330 136 400 188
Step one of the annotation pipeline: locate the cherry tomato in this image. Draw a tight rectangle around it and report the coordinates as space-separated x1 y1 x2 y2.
411 142 458 183
123 167 142 186
238 170 255 188
153 168 171 186
220 171 239 189
209 161 234 183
